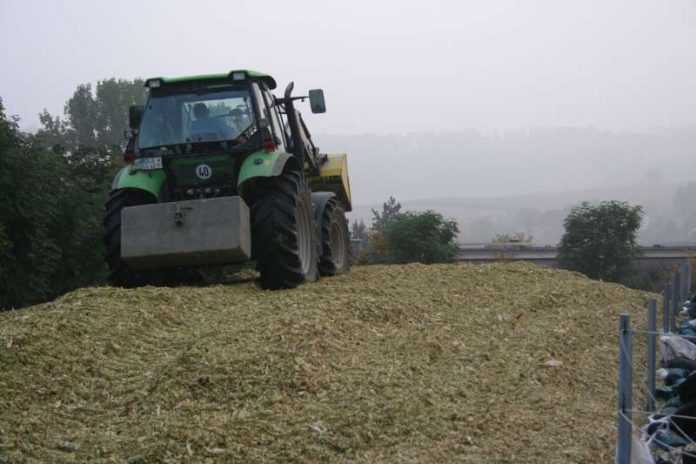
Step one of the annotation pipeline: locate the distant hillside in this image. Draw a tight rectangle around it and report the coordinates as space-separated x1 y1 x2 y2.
319 128 696 205
317 127 696 244
348 182 683 244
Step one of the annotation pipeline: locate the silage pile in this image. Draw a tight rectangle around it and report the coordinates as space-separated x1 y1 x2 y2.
0 263 654 463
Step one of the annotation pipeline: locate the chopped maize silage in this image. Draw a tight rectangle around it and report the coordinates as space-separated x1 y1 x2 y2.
0 262 655 463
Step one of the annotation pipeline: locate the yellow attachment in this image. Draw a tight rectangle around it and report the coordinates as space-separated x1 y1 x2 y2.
309 153 352 211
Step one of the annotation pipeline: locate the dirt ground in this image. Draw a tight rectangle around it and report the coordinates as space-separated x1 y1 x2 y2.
0 262 655 463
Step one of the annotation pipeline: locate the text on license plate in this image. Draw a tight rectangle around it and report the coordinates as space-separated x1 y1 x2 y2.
136 157 162 170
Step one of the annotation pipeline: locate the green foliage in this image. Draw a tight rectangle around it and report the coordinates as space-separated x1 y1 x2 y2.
0 78 146 309
357 197 459 265
0 100 68 307
350 219 367 241
620 267 668 293
354 229 389 265
38 78 146 189
384 211 459 264
38 78 146 151
371 196 401 233
557 201 643 283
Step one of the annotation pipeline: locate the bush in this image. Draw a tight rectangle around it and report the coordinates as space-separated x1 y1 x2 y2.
557 201 643 283
383 210 459 264
0 99 110 310
354 229 390 265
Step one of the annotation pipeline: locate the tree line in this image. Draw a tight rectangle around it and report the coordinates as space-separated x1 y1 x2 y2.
0 78 464 310
352 196 460 265
353 197 664 291
0 77 660 309
0 79 146 309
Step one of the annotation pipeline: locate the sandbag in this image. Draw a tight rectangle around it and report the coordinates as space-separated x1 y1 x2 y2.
665 368 690 386
631 431 654 464
660 335 696 364
669 401 696 441
678 372 696 403
666 357 696 371
652 428 690 450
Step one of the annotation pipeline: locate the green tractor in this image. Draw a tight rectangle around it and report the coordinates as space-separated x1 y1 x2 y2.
104 70 352 289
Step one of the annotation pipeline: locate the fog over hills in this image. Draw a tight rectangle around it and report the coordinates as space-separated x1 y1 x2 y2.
318 128 696 244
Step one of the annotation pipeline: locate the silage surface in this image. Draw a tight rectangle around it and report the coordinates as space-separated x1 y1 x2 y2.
0 262 654 463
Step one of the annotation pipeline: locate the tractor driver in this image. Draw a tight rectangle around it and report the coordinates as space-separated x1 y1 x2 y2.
191 102 234 140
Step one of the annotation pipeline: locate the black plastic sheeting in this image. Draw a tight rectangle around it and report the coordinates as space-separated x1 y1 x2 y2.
646 295 696 463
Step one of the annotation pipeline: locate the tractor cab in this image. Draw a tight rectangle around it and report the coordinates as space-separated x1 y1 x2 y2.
130 71 287 156
107 69 351 290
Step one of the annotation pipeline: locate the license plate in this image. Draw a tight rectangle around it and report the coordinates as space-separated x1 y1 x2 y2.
136 156 162 170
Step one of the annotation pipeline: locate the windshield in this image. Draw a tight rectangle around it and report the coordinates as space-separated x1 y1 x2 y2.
138 88 255 149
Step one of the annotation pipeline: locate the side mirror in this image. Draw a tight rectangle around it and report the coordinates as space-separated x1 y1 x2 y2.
308 89 326 114
129 105 143 130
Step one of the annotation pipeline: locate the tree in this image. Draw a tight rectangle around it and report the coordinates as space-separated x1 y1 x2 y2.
92 78 147 147
351 219 367 241
38 78 146 153
557 201 643 282
0 98 102 309
37 78 147 187
672 182 696 240
673 182 696 214
384 210 459 264
371 196 401 232
0 78 147 309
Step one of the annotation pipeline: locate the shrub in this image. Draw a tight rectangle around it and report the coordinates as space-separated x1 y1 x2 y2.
383 210 459 264
558 201 643 283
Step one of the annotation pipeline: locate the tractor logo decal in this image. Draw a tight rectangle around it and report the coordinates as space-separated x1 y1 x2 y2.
195 164 212 179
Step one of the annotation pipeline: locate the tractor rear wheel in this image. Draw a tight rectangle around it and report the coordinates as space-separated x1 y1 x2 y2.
251 170 319 289
318 197 351 276
103 189 157 288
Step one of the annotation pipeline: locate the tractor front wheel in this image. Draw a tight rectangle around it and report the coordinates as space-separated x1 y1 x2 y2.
103 189 157 288
251 170 319 289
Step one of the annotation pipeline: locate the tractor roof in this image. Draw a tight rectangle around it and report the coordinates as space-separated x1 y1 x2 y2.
144 70 277 90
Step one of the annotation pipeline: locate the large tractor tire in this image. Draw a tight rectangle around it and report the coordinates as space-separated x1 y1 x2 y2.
103 188 157 288
251 170 319 289
318 197 351 276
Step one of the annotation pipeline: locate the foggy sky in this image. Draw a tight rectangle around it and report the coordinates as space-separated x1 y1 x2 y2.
2 0 695 135
2 0 696 207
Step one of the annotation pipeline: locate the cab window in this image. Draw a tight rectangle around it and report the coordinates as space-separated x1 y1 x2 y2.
263 89 287 147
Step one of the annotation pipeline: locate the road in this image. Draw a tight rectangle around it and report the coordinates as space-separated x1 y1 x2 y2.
457 244 696 269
